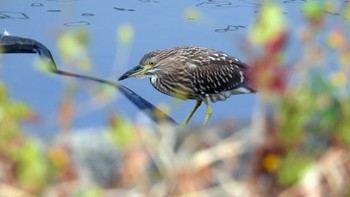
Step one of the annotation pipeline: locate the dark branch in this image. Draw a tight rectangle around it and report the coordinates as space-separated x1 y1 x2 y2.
0 33 177 125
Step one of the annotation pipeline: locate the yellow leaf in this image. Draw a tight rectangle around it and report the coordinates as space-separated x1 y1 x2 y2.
184 7 201 21
262 153 281 172
330 71 347 88
327 31 345 48
249 3 286 45
117 23 134 46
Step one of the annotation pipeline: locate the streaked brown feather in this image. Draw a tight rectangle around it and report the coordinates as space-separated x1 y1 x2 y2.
143 46 255 102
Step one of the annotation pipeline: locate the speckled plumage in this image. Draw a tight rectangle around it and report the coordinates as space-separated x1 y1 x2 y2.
140 46 255 102
118 46 255 125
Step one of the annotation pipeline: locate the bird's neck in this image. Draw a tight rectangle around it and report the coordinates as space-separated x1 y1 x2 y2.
150 75 158 84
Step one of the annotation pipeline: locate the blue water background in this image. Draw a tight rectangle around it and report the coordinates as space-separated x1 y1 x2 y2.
0 0 345 136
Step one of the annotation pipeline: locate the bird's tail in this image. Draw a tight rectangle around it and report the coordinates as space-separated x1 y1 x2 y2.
242 65 257 93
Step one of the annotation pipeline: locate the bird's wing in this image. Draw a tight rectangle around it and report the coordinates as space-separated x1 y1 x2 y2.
188 55 253 95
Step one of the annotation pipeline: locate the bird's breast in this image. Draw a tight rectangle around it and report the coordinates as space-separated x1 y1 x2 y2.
149 74 197 100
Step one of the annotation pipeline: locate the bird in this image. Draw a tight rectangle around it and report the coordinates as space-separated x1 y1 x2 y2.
118 46 256 125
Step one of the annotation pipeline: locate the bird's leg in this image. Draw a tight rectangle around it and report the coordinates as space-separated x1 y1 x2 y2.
203 98 212 125
179 100 202 126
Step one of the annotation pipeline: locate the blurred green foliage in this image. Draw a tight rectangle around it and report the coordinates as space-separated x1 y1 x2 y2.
0 82 51 192
302 1 324 21
58 29 91 71
71 187 102 197
109 114 135 148
0 83 30 146
117 23 134 46
9 140 50 191
248 1 350 191
249 2 286 46
277 151 313 185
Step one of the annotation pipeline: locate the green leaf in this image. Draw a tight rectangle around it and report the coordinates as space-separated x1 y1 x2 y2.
277 152 313 185
302 1 324 21
11 140 50 191
249 2 286 45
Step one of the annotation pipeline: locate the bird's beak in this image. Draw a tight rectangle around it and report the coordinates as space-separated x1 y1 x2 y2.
118 64 151 81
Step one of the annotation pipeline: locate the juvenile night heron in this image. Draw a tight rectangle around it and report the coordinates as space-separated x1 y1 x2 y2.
118 46 255 125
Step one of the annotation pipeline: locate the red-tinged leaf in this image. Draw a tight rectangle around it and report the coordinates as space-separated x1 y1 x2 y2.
57 100 75 131
250 60 288 95
24 110 41 125
265 30 288 56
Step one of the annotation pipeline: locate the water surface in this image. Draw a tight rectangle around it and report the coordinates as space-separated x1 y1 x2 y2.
0 0 346 135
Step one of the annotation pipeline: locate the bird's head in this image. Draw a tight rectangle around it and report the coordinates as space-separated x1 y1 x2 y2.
118 49 176 81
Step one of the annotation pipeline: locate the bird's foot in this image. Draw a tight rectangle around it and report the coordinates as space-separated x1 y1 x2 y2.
177 121 188 128
203 105 212 125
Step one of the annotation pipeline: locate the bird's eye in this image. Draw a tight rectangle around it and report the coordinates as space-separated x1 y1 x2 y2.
149 61 155 66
